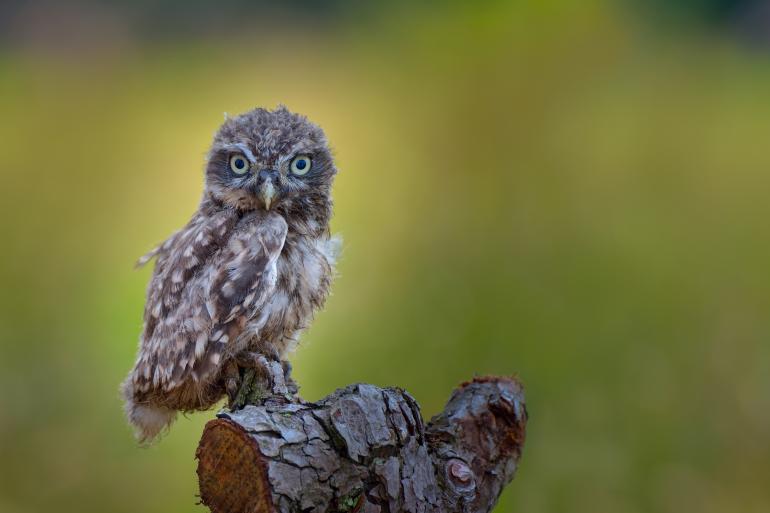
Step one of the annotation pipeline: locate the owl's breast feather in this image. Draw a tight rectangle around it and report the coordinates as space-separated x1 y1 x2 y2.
244 232 339 355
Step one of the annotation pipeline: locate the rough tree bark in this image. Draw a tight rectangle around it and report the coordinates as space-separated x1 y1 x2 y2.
196 376 527 513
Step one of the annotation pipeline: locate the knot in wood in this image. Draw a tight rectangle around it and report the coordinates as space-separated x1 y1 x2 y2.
448 459 472 484
444 458 476 499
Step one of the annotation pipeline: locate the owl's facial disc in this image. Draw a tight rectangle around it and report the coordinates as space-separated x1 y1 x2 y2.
206 107 337 219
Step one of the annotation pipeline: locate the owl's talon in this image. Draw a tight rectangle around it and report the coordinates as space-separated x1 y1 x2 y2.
234 351 273 370
282 360 299 396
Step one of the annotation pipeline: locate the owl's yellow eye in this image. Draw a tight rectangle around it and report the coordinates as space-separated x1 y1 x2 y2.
229 154 249 175
290 155 312 176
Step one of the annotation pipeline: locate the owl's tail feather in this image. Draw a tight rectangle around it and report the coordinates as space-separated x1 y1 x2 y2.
120 379 177 444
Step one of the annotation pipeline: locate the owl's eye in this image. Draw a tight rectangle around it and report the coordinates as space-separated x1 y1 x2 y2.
290 155 312 176
229 154 249 175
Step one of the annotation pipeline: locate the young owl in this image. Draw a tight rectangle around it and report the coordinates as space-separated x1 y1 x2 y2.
121 106 340 443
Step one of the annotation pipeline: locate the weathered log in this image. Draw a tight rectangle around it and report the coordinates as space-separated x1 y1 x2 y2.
196 376 527 513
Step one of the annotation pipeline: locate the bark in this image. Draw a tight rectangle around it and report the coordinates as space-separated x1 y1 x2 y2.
196 376 527 513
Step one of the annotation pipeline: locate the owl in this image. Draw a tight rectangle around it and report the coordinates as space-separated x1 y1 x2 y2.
121 106 340 443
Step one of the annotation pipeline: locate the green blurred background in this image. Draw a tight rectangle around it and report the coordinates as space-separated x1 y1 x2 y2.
2 1 770 512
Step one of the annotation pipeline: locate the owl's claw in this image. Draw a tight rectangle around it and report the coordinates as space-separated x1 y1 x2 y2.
234 351 271 369
282 360 299 396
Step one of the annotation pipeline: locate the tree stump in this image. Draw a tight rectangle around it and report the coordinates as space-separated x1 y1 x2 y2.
196 376 527 513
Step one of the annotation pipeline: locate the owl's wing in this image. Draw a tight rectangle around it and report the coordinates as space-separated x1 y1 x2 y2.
141 210 238 335
132 211 287 394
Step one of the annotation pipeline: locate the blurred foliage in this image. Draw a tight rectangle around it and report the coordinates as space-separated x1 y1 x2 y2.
1 1 770 513
629 0 753 23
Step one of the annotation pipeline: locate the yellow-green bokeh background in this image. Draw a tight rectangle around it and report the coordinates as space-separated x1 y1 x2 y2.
2 1 770 512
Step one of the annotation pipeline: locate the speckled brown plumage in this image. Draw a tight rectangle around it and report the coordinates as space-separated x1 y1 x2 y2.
122 106 340 443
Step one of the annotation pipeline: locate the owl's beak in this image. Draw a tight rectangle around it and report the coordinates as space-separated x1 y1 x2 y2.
256 169 279 210
260 181 277 210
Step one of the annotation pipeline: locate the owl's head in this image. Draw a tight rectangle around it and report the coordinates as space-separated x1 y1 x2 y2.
205 106 336 231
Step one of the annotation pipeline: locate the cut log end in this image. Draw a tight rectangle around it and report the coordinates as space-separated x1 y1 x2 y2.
196 419 274 513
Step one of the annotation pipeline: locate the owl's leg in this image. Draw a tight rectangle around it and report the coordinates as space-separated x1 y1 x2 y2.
238 351 289 396
228 367 257 410
229 350 289 410
223 360 241 406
